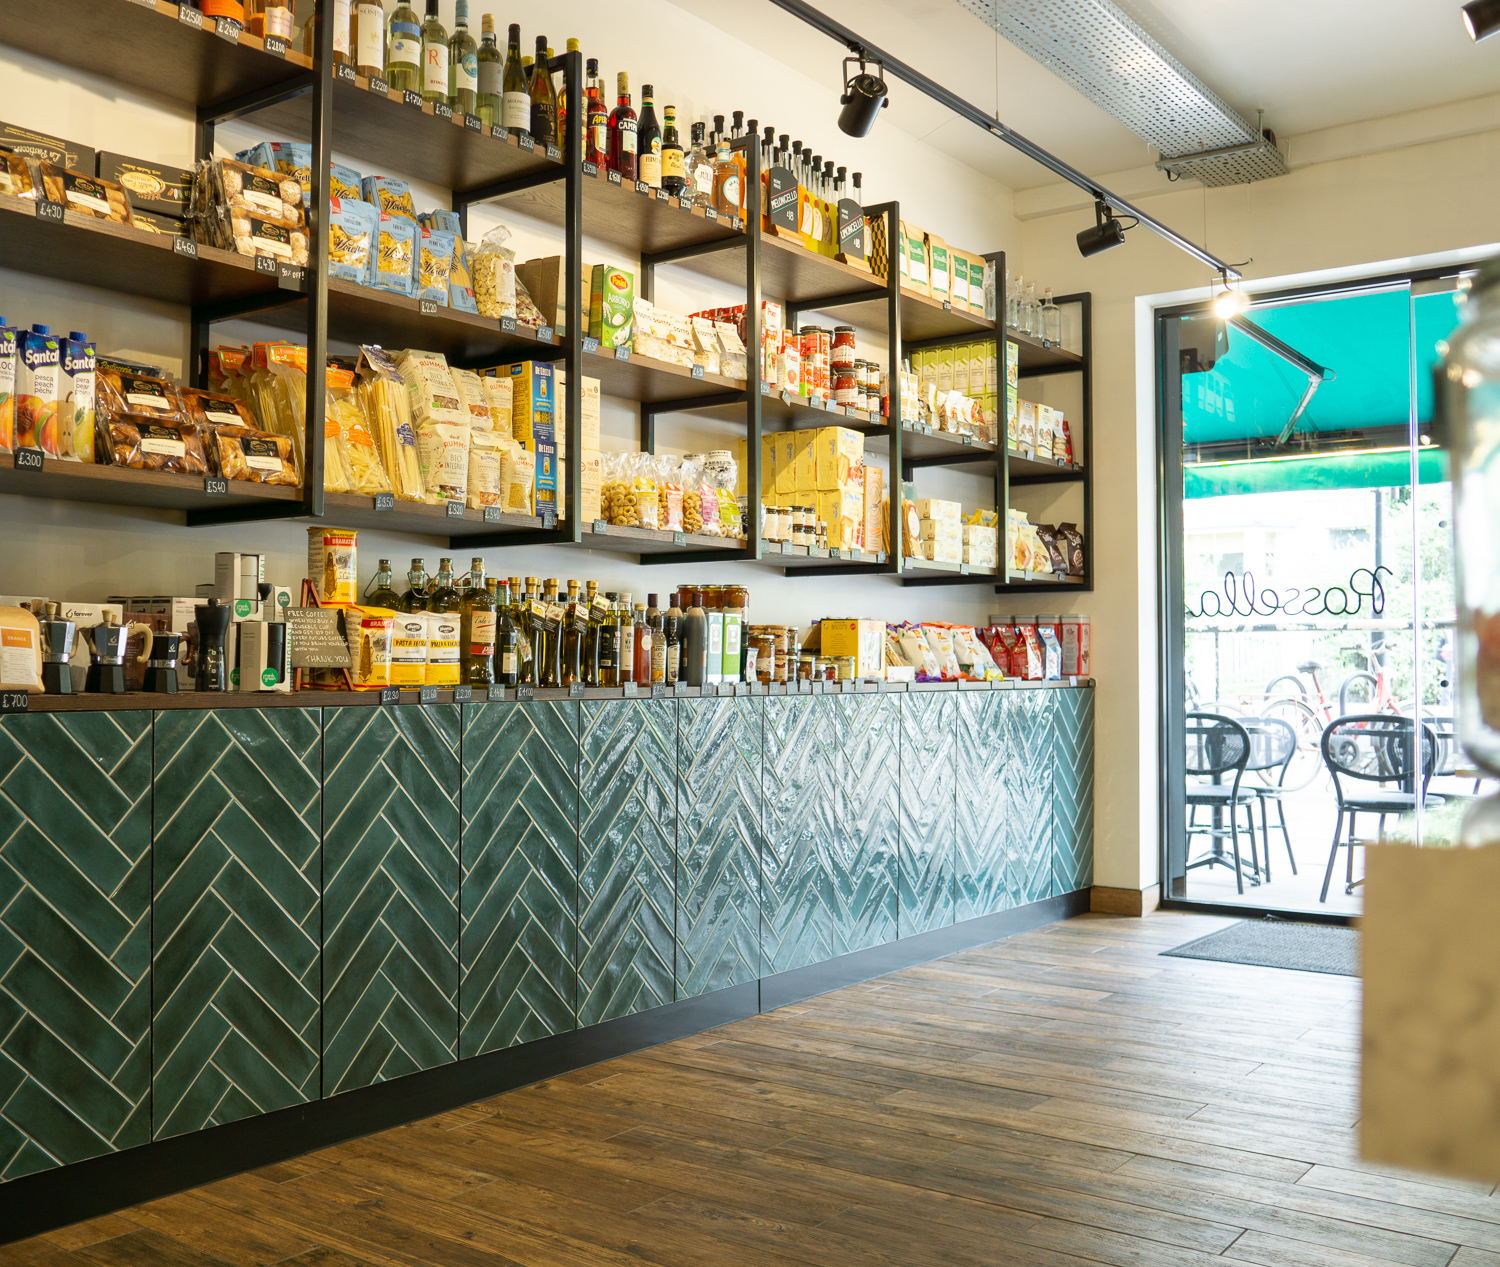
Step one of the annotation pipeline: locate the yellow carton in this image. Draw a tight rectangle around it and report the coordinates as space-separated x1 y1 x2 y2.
342 605 393 690
774 431 799 496
820 618 886 679
813 426 865 492
1035 404 1054 460
935 345 954 395
792 430 816 495
968 344 986 396
816 488 864 549
1017 400 1037 449
951 345 970 396
863 466 884 555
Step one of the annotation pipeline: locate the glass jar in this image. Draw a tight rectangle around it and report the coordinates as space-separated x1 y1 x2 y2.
798 652 817 681
751 634 776 684
704 450 734 484
799 326 830 399
831 326 857 372
831 655 856 681
699 584 723 611
816 520 828 550
834 368 859 408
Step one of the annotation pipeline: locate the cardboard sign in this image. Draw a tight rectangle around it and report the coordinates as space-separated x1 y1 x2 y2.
283 607 351 669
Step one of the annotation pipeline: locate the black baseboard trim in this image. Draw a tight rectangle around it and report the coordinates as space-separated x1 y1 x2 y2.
0 891 1085 1243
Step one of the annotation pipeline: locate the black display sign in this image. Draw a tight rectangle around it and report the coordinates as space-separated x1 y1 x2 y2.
767 165 798 232
446 500 465 519
402 88 423 109
34 199 64 224
537 325 554 343
568 682 585 697
465 113 482 132
203 475 228 496
837 197 863 258
379 686 400 704
419 299 438 316
483 507 503 522
213 16 241 42
336 63 358 85
254 255 279 275
515 684 534 701
374 492 394 511
263 34 288 57
277 264 305 290
0 691 30 713
453 685 473 702
369 76 389 95
518 132 535 151
172 235 197 258
621 682 638 697
283 607 350 669
583 336 600 354
419 685 437 703
13 448 43 472
434 103 453 122
177 4 203 27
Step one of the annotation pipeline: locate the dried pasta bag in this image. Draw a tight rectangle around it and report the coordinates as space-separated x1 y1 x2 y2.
395 349 467 430
0 150 36 200
501 443 535 515
333 385 392 495
39 164 134 225
467 427 506 509
328 161 364 204
211 426 297 484
371 214 416 295
416 228 455 306
481 374 512 438
451 368 494 431
106 416 208 473
357 345 424 501
266 141 312 208
361 175 417 220
218 158 302 223
327 197 377 284
229 207 309 266
471 224 517 319
179 386 257 431
448 236 479 314
416 422 470 503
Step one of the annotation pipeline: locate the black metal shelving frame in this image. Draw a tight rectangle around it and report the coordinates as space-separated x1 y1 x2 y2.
0 0 1093 584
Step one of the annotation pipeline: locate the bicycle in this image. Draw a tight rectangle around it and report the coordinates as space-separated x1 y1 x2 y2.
1260 650 1404 791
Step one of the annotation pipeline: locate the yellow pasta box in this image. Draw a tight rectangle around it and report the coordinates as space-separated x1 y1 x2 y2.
812 426 865 492
819 618 885 679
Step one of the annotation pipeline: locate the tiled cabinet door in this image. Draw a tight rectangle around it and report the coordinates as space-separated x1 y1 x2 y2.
956 692 1011 921
677 696 762 999
762 695 841 975
151 709 322 1141
1052 688 1095 895
835 693 899 953
460 701 578 1058
577 700 676 1026
1001 690 1058 905
899 692 957 937
0 712 151 1181
322 705 460 1095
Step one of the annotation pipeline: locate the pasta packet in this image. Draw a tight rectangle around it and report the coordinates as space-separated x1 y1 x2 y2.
330 373 391 495
327 197 377 283
501 442 535 514
449 237 479 314
481 375 512 438
361 175 416 220
467 428 507 508
416 227 455 306
372 214 416 295
416 422 470 503
451 368 494 430
395 349 467 430
357 345 423 501
471 224 517 319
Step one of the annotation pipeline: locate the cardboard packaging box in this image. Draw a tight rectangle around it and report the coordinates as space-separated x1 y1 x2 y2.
0 121 93 178
901 222 929 294
499 361 555 450
915 498 961 521
812 426 865 492
816 488 865 548
1017 400 1037 449
1034 403 1054 459
588 265 635 347
706 610 724 684
514 256 572 333
550 367 600 453
920 518 961 547
927 234 950 304
214 552 265 602
580 449 602 522
425 610 460 686
97 152 192 218
775 431 803 496
863 466 884 554
936 345 954 395
952 347 970 396
129 209 188 236
235 620 285 692
0 599 125 692
820 619 886 679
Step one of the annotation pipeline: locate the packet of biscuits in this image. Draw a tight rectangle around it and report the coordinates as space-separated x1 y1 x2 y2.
179 386 258 432
37 164 134 225
216 158 303 224
209 426 298 484
105 417 208 474
228 207 309 266
0 148 37 200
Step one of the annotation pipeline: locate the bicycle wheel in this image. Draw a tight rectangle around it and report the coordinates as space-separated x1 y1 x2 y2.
1264 674 1307 702
1338 671 1378 716
1259 695 1325 792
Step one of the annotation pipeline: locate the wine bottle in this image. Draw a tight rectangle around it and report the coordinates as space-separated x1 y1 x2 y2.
494 579 519 687
419 0 448 105
476 13 500 127
557 37 579 140
385 0 421 91
529 35 556 143
607 72 637 181
447 0 477 115
500 23 529 132
353 0 385 79
637 84 661 188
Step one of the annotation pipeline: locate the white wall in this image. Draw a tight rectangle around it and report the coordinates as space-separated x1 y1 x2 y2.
0 0 1020 633
1018 127 1500 894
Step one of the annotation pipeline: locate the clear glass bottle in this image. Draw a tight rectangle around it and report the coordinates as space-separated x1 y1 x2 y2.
508 575 533 684
475 13 500 125
584 580 604 687
500 23 528 131
368 558 401 609
494 578 519 687
385 0 421 91
1041 287 1061 346
1006 273 1022 331
447 0 477 115
419 0 448 105
1024 282 1041 337
353 0 385 79
400 557 429 611
460 556 495 687
685 121 713 210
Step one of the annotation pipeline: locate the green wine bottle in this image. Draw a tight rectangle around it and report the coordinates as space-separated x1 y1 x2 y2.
529 34 556 143
476 13 501 127
448 0 478 115
385 0 420 91
501 23 529 132
459 557 495 687
420 0 449 106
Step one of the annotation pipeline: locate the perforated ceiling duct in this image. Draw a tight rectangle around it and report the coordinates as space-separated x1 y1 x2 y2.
957 0 1288 186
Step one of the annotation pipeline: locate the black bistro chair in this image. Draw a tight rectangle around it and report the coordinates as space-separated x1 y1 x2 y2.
1184 713 1260 894
1319 713 1437 903
1240 715 1299 881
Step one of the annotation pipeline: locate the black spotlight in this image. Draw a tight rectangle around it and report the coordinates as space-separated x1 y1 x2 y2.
1076 200 1127 258
838 53 888 138
1463 0 1500 40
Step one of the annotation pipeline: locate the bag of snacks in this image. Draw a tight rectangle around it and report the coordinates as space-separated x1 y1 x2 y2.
361 175 417 220
709 458 741 537
678 456 706 534
372 214 416 295
467 428 506 509
97 367 187 427
633 453 660 531
656 456 684 532
471 224 517 319
210 426 297 484
1057 522 1085 576
501 443 534 514
104 417 208 473
327 197 378 283
229 208 309 266
515 274 548 328
897 626 941 680
0 150 37 200
601 450 638 527
357 346 423 502
1015 623 1044 680
921 625 962 680
950 625 1001 680
38 165 134 225
180 386 257 431
217 158 302 223
1034 523 1068 574
416 228 455 306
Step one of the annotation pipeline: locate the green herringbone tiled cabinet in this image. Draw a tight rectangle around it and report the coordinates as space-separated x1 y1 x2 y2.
322 705 460 1095
151 709 322 1140
460 701 578 1058
0 712 152 1180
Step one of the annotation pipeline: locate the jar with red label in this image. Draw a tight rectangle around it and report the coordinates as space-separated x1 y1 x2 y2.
832 326 857 373
799 326 830 399
834 368 859 408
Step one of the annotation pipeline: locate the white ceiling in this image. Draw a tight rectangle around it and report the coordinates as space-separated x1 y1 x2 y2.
669 0 1500 191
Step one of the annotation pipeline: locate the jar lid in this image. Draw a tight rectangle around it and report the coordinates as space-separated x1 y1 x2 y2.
834 325 855 333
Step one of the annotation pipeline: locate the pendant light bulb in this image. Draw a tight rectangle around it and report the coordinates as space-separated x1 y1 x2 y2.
1212 270 1245 320
1463 0 1500 41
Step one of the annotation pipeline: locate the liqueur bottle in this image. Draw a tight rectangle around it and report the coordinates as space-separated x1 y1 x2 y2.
460 556 495 687
556 37 580 140
494 578 520 687
583 59 608 165
711 133 739 217
660 106 685 197
636 85 661 188
529 35 556 144
447 0 478 115
476 13 501 126
400 557 429 611
607 72 637 181
385 0 421 91
419 0 448 105
368 559 401 609
500 23 529 132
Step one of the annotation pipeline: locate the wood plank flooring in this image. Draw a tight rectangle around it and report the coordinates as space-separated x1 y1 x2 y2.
7 911 1495 1267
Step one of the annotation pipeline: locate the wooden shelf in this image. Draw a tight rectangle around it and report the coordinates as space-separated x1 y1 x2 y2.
0 0 313 113
769 544 887 570
0 451 300 518
1001 569 1088 590
579 343 744 405
901 558 999 583
1010 330 1086 377
1008 450 1085 483
582 521 747 556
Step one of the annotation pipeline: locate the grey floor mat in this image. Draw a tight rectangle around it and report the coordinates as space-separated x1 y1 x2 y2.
1162 919 1359 976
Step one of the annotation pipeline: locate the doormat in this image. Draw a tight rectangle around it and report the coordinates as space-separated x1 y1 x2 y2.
1162 919 1360 976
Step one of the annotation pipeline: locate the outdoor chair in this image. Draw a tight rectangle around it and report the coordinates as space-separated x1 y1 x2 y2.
1240 715 1299 881
1184 712 1261 895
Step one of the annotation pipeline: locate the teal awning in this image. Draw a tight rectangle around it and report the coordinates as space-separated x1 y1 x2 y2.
1184 446 1447 498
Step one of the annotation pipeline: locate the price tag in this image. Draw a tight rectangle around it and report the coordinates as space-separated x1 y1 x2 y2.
335 62 357 85
491 124 507 141
454 685 473 702
515 684 534 701
483 507 503 522
582 336 600 354
0 690 28 714
203 475 228 496
960 563 970 575
379 686 400 705
705 208 718 221
655 189 670 203
446 500 465 519
402 88 423 109
673 681 689 696
568 682 585 698
500 316 517 333
716 683 735 697
277 263 305 289
254 255 279 275
651 684 667 699
607 169 621 185
434 102 453 121
541 510 556 530
622 682 638 697
13 449 43 473
373 492 394 511
634 180 650 195
592 519 607 535
546 145 562 162
464 113 483 131
537 325 554 343
877 680 887 694
484 685 504 702
178 4 203 28
172 235 197 258
582 161 598 177
690 365 704 380
809 547 828 559
672 532 686 546
840 680 856 693
214 15 241 41
518 132 535 151
417 685 437 703
942 300 951 311
263 33 288 56
962 435 972 445
34 199 64 224
369 75 388 95
614 346 630 362
828 548 842 559
419 298 438 316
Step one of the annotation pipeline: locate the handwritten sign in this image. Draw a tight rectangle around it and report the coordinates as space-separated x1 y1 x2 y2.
283 607 350 669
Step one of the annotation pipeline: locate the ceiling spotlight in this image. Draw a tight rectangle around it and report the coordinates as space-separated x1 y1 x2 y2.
1463 0 1500 41
1076 200 1127 258
838 52 889 137
1213 278 1245 320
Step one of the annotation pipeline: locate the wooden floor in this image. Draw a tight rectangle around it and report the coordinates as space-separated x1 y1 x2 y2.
8 911 1498 1267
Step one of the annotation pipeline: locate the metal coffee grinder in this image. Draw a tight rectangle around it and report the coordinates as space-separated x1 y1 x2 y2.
38 601 76 694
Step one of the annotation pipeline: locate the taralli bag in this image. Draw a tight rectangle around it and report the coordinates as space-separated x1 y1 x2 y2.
678 457 705 534
633 454 660 531
602 450 640 527
472 224 518 320
656 457 684 532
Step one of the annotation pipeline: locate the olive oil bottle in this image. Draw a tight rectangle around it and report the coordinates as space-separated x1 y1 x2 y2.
617 592 635 684
523 576 542 686
400 557 429 612
494 578 520 687
428 557 462 613
583 581 603 687
368 559 402 609
562 579 583 686
598 591 620 687
459 556 495 687
540 578 563 688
